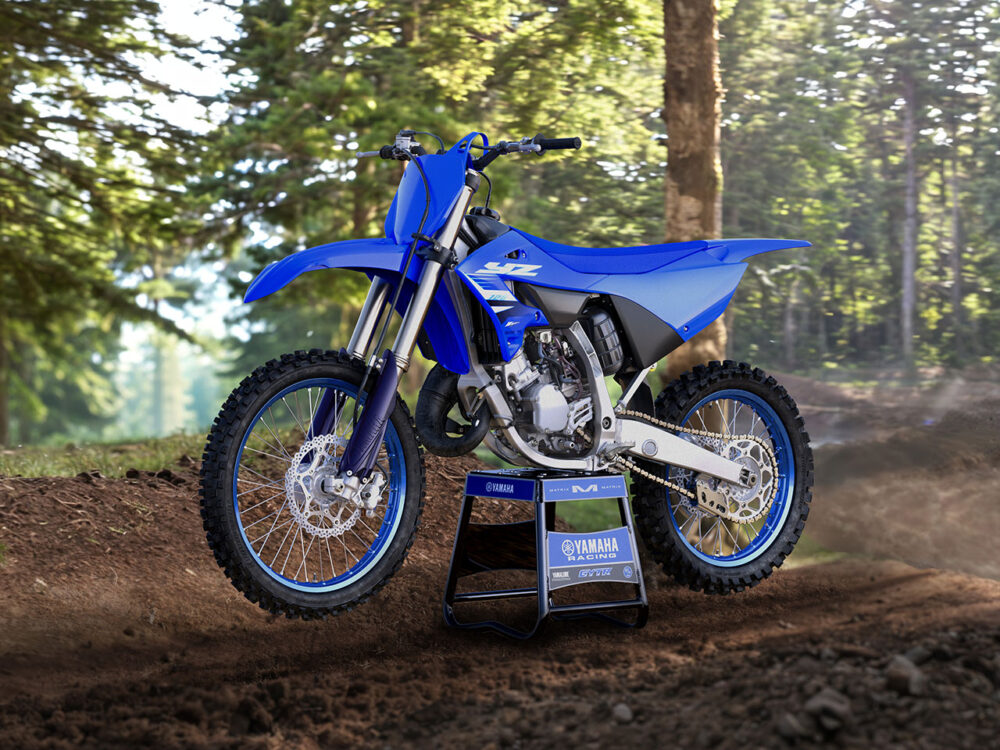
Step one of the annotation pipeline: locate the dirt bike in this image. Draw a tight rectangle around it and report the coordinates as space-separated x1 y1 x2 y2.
200 130 814 618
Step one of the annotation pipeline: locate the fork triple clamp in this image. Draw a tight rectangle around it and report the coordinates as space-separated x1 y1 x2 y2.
443 468 648 639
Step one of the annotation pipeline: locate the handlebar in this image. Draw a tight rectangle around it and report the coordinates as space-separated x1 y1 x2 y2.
534 136 582 152
471 134 582 170
357 131 582 170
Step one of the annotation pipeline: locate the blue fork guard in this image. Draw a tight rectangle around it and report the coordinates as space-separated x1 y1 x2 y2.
338 351 401 478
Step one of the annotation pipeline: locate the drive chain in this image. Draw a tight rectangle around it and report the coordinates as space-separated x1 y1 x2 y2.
603 410 779 523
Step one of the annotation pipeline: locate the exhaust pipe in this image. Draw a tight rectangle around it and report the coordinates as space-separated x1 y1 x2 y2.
416 364 490 457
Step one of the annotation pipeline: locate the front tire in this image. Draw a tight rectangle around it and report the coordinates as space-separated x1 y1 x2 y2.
200 349 425 619
632 361 813 594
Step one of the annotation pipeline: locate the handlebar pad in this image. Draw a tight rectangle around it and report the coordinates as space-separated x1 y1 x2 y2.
536 137 581 151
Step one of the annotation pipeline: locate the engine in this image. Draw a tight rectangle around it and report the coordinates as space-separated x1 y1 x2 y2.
493 328 595 456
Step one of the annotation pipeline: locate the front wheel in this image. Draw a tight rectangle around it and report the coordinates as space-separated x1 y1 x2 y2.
632 361 813 594
200 350 425 619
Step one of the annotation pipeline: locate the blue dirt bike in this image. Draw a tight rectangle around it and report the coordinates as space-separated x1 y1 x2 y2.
201 130 814 618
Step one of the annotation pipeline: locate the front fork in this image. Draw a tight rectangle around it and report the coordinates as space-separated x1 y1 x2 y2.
323 181 476 481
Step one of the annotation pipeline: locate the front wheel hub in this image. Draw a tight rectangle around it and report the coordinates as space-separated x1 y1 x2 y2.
285 434 360 538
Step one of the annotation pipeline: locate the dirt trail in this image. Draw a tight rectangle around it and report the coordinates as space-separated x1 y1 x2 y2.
809 406 1000 581
1 445 998 748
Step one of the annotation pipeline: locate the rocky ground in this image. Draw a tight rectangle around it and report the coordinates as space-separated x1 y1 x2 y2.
1 375 998 748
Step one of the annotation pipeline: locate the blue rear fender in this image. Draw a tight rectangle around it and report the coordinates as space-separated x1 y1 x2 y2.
242 236 473 374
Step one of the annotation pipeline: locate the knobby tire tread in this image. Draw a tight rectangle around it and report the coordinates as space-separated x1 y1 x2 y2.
199 349 426 620
631 360 814 595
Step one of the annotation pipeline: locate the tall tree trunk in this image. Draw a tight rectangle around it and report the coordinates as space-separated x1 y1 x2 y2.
783 278 799 370
900 69 918 370
0 314 8 447
662 0 725 382
949 147 964 361
875 115 902 354
152 297 167 437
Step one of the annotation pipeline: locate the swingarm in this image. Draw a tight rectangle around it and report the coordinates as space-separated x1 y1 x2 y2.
615 418 744 484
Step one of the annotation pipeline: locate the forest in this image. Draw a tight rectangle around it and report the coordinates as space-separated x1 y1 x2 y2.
3 0 999 447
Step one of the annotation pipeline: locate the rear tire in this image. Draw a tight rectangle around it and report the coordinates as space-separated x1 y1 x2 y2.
200 349 425 619
631 360 813 594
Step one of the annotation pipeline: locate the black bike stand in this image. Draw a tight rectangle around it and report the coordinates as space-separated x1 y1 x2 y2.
443 468 649 639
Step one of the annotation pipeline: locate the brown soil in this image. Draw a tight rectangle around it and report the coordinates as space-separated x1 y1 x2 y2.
2 441 999 747
808 401 1000 581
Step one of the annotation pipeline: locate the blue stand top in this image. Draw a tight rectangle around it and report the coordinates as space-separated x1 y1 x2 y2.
464 468 628 503
445 468 648 637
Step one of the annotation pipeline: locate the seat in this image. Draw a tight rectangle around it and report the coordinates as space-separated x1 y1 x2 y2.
514 229 709 275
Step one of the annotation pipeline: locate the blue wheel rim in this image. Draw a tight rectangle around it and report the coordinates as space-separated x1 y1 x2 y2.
666 388 794 566
232 378 406 593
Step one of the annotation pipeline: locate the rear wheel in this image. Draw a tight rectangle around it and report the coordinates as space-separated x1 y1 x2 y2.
631 361 813 594
200 350 425 618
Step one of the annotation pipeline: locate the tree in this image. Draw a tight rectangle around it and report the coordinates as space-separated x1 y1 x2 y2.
0 0 197 444
661 0 726 381
207 0 664 382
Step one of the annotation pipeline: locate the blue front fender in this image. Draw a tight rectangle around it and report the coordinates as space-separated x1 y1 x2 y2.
242 237 472 374
244 237 419 303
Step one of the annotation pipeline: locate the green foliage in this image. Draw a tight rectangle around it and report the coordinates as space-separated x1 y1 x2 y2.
208 0 1000 380
9 0 1000 451
201 0 665 370
0 434 206 478
719 0 1000 370
0 0 202 445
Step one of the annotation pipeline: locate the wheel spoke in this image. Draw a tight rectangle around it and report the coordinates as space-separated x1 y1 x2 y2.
282 395 310 442
236 478 283 497
325 536 336 577
665 387 793 564
243 445 289 463
230 377 402 590
252 514 291 549
239 463 285 487
264 407 294 459
269 518 298 568
245 432 290 465
243 509 279 531
240 490 285 516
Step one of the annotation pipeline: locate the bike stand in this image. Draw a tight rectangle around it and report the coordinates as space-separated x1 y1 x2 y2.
443 468 648 639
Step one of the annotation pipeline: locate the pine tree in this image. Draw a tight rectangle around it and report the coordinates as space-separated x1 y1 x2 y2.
0 0 198 444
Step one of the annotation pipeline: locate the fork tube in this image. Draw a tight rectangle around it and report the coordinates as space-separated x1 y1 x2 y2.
347 278 389 360
391 184 474 372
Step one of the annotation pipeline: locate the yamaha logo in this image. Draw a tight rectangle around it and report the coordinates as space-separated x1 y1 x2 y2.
484 481 514 494
562 536 621 562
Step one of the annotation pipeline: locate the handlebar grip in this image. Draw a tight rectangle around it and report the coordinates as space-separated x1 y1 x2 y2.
535 136 582 151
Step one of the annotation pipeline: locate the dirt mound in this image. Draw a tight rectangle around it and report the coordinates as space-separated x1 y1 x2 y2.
777 368 1000 447
2 451 999 747
810 404 1000 580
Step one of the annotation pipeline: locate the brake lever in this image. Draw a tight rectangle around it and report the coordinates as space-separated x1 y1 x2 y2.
356 145 412 161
